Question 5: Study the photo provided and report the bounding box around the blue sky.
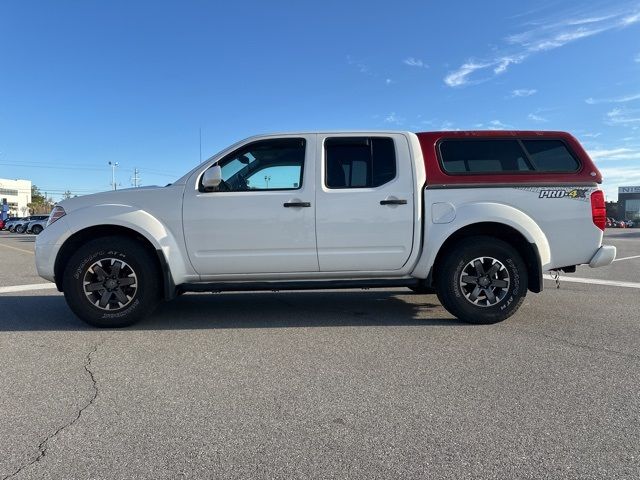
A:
[0,0,639,201]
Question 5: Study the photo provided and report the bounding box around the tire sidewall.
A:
[63,238,159,327]
[438,237,527,323]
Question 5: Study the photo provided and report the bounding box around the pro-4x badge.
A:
[539,188,588,199]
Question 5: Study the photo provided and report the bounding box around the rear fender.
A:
[412,202,551,278]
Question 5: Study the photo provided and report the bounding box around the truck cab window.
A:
[202,138,305,192]
[325,137,396,189]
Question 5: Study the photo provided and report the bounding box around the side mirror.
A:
[202,165,222,189]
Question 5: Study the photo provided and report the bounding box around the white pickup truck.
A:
[36,130,616,327]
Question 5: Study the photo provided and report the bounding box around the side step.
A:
[179,278,419,293]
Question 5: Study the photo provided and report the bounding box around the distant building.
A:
[0,178,32,219]
[618,186,640,221]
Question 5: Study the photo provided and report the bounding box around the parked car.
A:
[15,215,49,233]
[624,219,635,228]
[615,219,627,228]
[26,217,49,235]
[14,218,30,233]
[36,130,616,328]
[0,218,4,230]
[5,217,27,232]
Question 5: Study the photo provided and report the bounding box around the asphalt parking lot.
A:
[1,230,639,479]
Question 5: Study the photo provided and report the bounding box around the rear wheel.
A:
[435,236,527,324]
[15,225,25,233]
[31,224,43,235]
[62,236,161,328]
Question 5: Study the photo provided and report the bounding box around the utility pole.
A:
[264,175,271,189]
[131,168,141,188]
[108,161,119,190]
[199,127,202,164]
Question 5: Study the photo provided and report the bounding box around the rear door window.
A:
[325,137,396,188]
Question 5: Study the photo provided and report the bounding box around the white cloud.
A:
[525,26,607,52]
[565,14,619,26]
[384,112,404,125]
[528,113,548,122]
[444,61,492,87]
[511,89,537,97]
[385,78,394,85]
[440,120,457,130]
[635,52,640,63]
[581,132,602,138]
[585,93,640,104]
[493,55,524,73]
[621,11,640,26]
[606,107,640,126]
[588,147,640,160]
[444,5,640,87]
[488,120,513,130]
[404,57,428,68]
[598,166,640,200]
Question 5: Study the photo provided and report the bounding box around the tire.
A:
[15,225,25,233]
[435,236,527,324]
[8,226,14,232]
[62,236,161,328]
[31,224,43,235]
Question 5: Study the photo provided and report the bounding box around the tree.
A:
[28,184,54,214]
[605,201,619,219]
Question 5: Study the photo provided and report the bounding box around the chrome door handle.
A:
[283,202,311,208]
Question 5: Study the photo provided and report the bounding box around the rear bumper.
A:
[589,245,616,268]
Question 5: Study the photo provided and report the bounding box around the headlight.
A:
[47,206,66,227]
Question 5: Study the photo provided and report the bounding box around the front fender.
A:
[412,202,551,278]
[62,204,193,284]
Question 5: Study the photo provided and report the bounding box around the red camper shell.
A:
[416,131,602,187]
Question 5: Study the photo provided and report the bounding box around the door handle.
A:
[380,199,407,205]
[283,202,311,208]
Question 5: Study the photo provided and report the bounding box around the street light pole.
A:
[108,161,119,190]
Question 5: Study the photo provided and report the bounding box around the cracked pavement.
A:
[3,342,102,479]
[0,230,639,479]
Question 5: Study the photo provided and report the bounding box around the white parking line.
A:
[613,255,640,262]
[0,243,34,255]
[0,283,57,294]
[543,274,640,289]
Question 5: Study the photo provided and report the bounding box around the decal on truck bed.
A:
[513,186,595,202]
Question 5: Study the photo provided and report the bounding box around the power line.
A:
[0,162,180,178]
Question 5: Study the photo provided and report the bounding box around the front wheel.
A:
[435,236,528,324]
[62,236,161,328]
[31,224,43,235]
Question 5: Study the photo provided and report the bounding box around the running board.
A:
[179,278,418,293]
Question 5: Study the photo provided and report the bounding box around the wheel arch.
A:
[54,225,176,300]
[427,222,544,293]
